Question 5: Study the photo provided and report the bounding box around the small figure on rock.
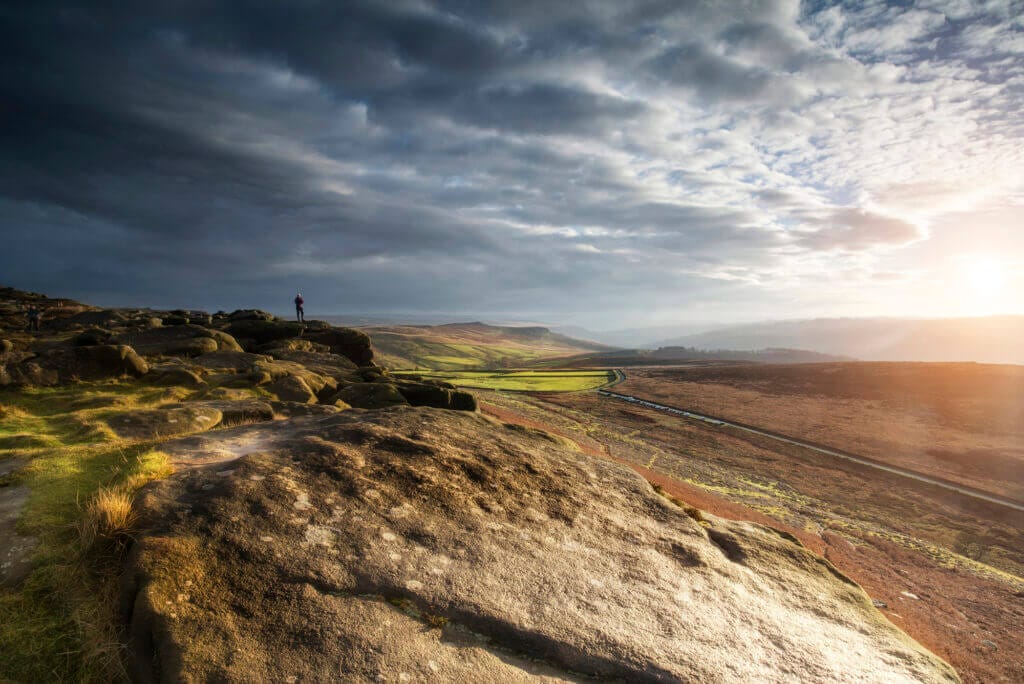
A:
[26,305,42,332]
[294,292,305,323]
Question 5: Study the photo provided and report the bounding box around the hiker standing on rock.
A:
[26,305,41,332]
[294,293,305,323]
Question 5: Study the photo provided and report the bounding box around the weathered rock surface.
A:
[0,345,148,386]
[267,374,318,404]
[146,363,206,388]
[193,350,269,372]
[0,482,37,587]
[262,349,358,379]
[107,405,224,440]
[395,380,478,412]
[114,325,219,358]
[188,400,276,426]
[335,382,409,409]
[122,408,958,683]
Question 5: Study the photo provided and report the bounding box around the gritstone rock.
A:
[122,408,959,683]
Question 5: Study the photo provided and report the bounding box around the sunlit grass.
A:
[394,369,615,392]
[0,381,173,682]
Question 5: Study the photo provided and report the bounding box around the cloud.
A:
[798,209,924,251]
[0,0,1022,325]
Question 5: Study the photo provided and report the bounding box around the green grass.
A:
[370,334,552,370]
[394,369,615,392]
[0,381,174,682]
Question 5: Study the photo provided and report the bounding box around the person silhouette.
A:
[26,305,42,332]
[294,293,305,323]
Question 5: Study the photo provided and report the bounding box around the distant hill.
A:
[547,346,851,368]
[363,321,611,370]
[655,316,1024,365]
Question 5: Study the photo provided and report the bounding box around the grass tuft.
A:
[652,483,706,524]
[79,487,137,558]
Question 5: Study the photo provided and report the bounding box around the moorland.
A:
[476,361,1024,683]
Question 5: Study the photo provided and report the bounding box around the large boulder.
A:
[106,404,223,440]
[252,360,335,395]
[114,325,218,358]
[146,362,206,388]
[253,339,329,354]
[261,349,358,380]
[394,380,477,411]
[207,330,243,352]
[223,320,304,347]
[122,409,958,683]
[227,309,275,321]
[266,375,317,404]
[193,351,269,372]
[305,327,374,366]
[187,400,275,426]
[0,345,147,386]
[334,382,409,409]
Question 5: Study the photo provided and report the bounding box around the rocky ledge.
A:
[0,292,475,412]
[121,407,958,683]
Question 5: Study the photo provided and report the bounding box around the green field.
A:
[394,369,616,392]
[370,336,548,370]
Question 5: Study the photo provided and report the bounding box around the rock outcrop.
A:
[0,288,475,411]
[121,408,958,683]
[0,345,148,386]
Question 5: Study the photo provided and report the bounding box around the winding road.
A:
[598,386,1024,515]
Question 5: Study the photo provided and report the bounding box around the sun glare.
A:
[963,257,1007,297]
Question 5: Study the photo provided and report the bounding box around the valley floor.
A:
[477,383,1024,684]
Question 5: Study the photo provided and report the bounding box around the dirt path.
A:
[0,457,37,587]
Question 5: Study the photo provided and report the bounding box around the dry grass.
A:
[79,487,137,557]
[621,363,1024,501]
[652,483,706,524]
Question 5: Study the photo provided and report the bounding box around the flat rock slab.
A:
[123,408,958,683]
[0,485,37,587]
[156,418,310,468]
[187,400,275,426]
[108,405,223,440]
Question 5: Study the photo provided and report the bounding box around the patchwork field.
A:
[394,369,617,392]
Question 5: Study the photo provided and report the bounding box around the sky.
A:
[1,0,1022,329]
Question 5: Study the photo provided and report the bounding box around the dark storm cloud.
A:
[1,1,1020,322]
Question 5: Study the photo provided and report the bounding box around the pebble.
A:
[981,639,997,650]
[872,599,887,609]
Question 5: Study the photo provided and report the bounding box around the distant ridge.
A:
[654,316,1024,365]
[361,321,610,370]
[550,346,851,367]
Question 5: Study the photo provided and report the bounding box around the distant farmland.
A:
[394,369,617,392]
[363,321,608,370]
